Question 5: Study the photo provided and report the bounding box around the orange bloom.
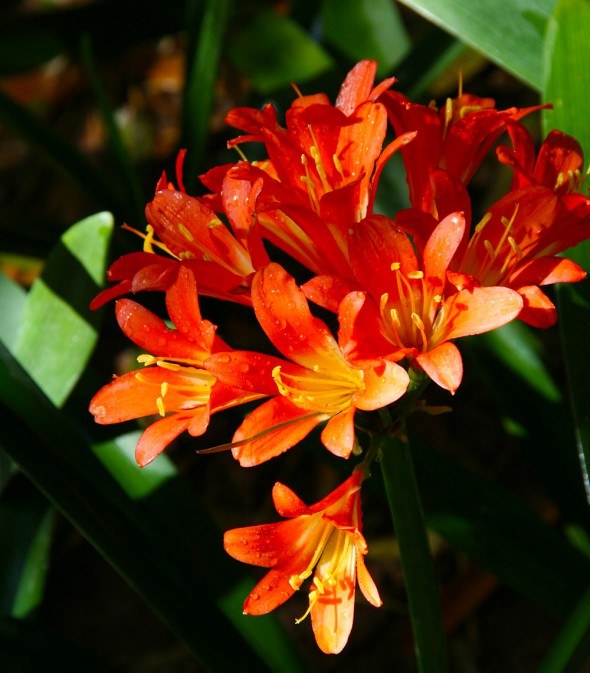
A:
[452,131,590,327]
[205,263,409,465]
[224,469,381,654]
[339,213,523,393]
[91,156,268,310]
[90,268,264,466]
[224,60,414,278]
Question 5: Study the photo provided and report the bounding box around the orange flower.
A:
[90,268,265,466]
[339,213,523,393]
[224,60,414,278]
[224,469,381,654]
[91,155,268,310]
[205,263,409,465]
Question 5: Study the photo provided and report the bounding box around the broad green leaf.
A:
[228,10,334,93]
[0,341,288,673]
[182,0,232,180]
[543,0,590,506]
[321,0,410,74]
[12,212,113,407]
[397,0,555,90]
[477,321,562,403]
[543,0,590,162]
[537,585,590,673]
[0,273,26,351]
[0,485,54,618]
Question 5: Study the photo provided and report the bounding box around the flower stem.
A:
[379,427,449,673]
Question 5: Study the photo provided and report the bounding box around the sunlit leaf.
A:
[12,212,113,407]
[397,0,554,89]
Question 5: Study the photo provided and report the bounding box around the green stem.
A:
[380,429,449,673]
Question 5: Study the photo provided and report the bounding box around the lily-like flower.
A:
[224,469,381,654]
[451,130,590,327]
[381,88,541,225]
[90,268,265,466]
[205,263,409,465]
[224,60,415,279]
[340,213,523,393]
[91,156,268,310]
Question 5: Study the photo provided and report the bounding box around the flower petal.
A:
[354,360,409,411]
[243,569,297,616]
[356,553,382,607]
[517,286,557,328]
[311,567,356,654]
[321,407,356,458]
[417,341,463,394]
[232,396,323,467]
[272,482,310,518]
[135,413,193,466]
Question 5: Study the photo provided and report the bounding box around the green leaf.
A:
[0,273,26,351]
[321,0,410,74]
[396,0,555,90]
[228,10,334,93]
[542,0,590,507]
[537,585,590,673]
[379,413,449,673]
[543,0,590,162]
[12,212,113,407]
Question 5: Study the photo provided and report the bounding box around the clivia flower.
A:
[339,213,523,393]
[224,468,381,654]
[205,263,409,466]
[89,268,266,466]
[91,154,269,310]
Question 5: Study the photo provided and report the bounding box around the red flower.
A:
[381,88,541,223]
[205,263,409,465]
[91,159,268,310]
[224,60,414,278]
[339,213,523,393]
[90,268,265,466]
[224,469,381,654]
[451,130,590,327]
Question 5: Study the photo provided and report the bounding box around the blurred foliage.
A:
[1,1,590,672]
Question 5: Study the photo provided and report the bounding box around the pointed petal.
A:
[356,554,382,607]
[232,396,322,467]
[335,60,377,115]
[417,342,463,394]
[302,275,359,313]
[509,255,586,287]
[321,407,356,458]
[272,482,310,518]
[115,299,206,360]
[354,360,409,410]
[252,264,345,371]
[165,267,216,351]
[440,286,523,341]
[243,569,297,616]
[423,212,465,284]
[311,568,356,654]
[135,413,192,466]
[205,351,285,395]
[517,286,557,328]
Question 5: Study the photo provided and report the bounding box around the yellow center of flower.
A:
[379,263,443,354]
[272,364,364,414]
[460,204,526,285]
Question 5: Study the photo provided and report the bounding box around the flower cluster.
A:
[90,60,590,653]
